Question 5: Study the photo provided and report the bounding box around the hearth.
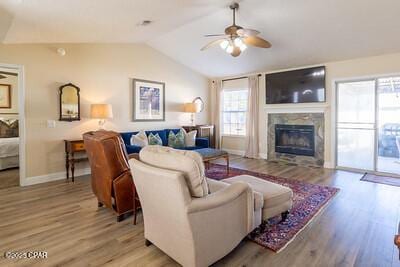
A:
[275,124,315,156]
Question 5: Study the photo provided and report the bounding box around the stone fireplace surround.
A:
[267,113,324,167]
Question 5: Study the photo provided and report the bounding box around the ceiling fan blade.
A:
[243,36,271,48]
[204,34,227,37]
[231,46,241,57]
[237,28,260,37]
[201,38,225,51]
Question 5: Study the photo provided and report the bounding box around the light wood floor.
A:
[1,156,399,267]
[0,167,19,189]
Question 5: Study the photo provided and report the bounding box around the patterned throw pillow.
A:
[168,130,185,148]
[0,119,19,138]
[148,133,163,146]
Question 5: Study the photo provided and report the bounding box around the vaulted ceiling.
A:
[1,0,400,77]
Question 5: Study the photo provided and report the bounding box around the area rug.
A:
[206,163,339,252]
[361,173,400,187]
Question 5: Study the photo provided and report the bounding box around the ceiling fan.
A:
[201,2,271,57]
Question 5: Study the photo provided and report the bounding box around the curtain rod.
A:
[213,74,262,83]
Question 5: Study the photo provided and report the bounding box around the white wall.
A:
[219,52,400,168]
[0,44,209,182]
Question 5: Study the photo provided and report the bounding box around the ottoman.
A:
[224,175,293,221]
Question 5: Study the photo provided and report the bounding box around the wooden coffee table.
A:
[195,148,229,174]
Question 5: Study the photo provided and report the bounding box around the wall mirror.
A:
[59,83,80,121]
[192,97,204,112]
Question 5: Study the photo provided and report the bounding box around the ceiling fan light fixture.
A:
[234,37,243,47]
[220,40,229,50]
[226,45,234,54]
[201,2,271,57]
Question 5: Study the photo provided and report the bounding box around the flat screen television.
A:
[266,66,326,104]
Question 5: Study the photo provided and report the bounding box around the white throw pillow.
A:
[131,130,148,147]
[181,128,197,147]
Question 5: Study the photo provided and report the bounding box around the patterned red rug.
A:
[206,163,339,252]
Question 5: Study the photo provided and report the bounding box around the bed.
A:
[0,119,19,170]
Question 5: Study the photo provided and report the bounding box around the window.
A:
[222,89,248,136]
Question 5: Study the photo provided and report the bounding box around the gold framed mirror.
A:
[59,83,80,121]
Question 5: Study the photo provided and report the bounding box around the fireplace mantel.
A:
[265,103,328,114]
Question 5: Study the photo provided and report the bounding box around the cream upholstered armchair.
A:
[129,146,262,267]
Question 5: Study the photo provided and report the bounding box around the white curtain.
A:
[211,79,222,148]
[244,75,259,158]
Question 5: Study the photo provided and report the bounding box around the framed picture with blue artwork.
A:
[132,79,165,121]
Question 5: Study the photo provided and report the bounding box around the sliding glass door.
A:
[336,77,400,175]
[377,77,400,174]
[336,80,376,171]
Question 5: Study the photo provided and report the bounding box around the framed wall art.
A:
[132,79,165,121]
[0,84,11,108]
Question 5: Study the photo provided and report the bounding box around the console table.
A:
[64,139,88,182]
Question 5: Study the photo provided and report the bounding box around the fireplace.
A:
[275,124,315,156]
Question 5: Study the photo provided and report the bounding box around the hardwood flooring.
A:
[0,167,19,190]
[0,156,399,267]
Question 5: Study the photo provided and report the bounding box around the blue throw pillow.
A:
[148,133,163,146]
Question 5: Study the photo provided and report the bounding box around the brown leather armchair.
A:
[83,130,137,222]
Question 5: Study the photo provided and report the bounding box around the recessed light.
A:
[137,20,153,26]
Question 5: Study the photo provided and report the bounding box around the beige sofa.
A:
[129,145,262,267]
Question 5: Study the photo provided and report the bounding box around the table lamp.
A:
[184,102,201,126]
[91,104,113,129]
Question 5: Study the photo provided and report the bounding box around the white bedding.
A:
[0,137,19,158]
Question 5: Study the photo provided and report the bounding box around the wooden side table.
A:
[64,139,88,182]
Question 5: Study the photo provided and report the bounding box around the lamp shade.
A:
[91,104,113,119]
[184,102,201,113]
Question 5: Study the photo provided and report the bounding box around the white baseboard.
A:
[323,161,334,169]
[22,168,91,186]
[259,153,268,159]
[21,158,332,187]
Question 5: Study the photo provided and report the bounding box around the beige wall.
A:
[0,44,209,180]
[0,72,18,114]
[220,52,400,168]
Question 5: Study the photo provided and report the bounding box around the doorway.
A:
[336,76,400,176]
[0,64,25,188]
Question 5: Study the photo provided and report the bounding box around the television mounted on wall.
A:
[266,66,326,104]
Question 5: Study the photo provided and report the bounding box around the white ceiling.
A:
[0,0,232,43]
[1,0,400,77]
